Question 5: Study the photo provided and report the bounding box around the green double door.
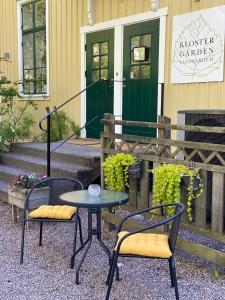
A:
[86,19,159,138]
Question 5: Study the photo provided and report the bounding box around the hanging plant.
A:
[103,153,137,192]
[151,164,203,221]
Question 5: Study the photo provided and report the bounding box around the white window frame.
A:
[17,0,49,98]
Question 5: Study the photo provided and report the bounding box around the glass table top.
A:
[60,190,129,208]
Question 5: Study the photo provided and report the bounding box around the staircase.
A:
[0,142,101,203]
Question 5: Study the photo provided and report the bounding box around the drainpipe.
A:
[151,0,159,11]
[87,0,94,25]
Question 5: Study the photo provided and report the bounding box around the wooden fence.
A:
[101,113,225,266]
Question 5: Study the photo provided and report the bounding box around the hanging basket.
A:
[181,175,200,191]
[128,160,143,179]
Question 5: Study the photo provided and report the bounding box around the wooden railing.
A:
[101,113,225,265]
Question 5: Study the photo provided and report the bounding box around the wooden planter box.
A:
[8,186,49,223]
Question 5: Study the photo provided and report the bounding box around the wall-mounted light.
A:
[151,0,159,12]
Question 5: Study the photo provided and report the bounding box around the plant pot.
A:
[128,160,143,179]
[181,175,200,191]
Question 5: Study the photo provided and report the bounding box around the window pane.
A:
[23,34,34,69]
[92,70,99,81]
[100,42,108,54]
[36,68,46,93]
[24,69,34,80]
[35,31,46,67]
[101,69,108,80]
[92,56,99,69]
[141,34,151,47]
[131,36,140,50]
[100,55,108,68]
[130,66,139,79]
[92,43,99,55]
[24,69,34,94]
[25,81,35,94]
[35,0,46,27]
[22,3,33,30]
[140,64,150,79]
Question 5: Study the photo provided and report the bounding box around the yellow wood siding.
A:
[160,0,225,122]
[1,0,225,132]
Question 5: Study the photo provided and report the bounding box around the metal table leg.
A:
[73,207,117,284]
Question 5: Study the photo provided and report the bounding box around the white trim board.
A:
[80,7,168,137]
[81,8,168,33]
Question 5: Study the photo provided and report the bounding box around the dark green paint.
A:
[123,19,159,136]
[86,29,114,138]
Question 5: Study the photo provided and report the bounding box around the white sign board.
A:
[171,6,225,84]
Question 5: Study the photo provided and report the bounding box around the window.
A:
[21,0,47,95]
[130,34,151,79]
[91,41,109,82]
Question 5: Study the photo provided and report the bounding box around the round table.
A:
[60,189,128,284]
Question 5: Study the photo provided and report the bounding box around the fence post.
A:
[211,172,224,234]
[151,116,171,207]
[101,113,115,233]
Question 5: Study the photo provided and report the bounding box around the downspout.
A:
[151,0,159,11]
[87,0,95,25]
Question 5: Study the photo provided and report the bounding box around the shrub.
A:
[42,110,80,142]
[0,76,37,152]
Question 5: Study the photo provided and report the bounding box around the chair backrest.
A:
[48,177,83,205]
[167,203,185,253]
[24,177,83,209]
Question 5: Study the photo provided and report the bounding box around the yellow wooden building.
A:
[1,0,225,138]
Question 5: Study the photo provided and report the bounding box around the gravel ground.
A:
[0,200,225,300]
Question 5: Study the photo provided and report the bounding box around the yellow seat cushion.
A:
[29,205,77,220]
[115,231,172,258]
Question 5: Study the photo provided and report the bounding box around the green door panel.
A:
[123,19,159,137]
[86,29,114,138]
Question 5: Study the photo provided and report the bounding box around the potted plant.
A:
[10,173,47,192]
[103,153,142,192]
[151,164,203,221]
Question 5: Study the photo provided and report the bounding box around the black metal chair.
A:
[20,177,83,267]
[105,203,185,300]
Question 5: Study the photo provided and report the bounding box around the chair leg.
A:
[105,252,119,300]
[169,256,179,300]
[20,213,26,265]
[71,214,79,269]
[39,222,43,247]
[78,215,83,245]
[168,256,175,287]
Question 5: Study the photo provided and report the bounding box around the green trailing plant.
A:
[151,164,203,221]
[103,153,137,192]
[0,76,37,152]
[42,110,80,142]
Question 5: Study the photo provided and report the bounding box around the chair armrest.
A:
[116,203,180,233]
